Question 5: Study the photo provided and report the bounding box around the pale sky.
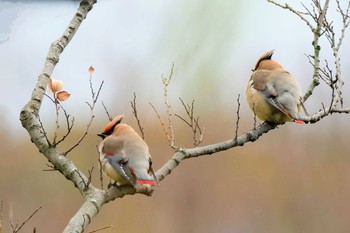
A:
[0,0,349,134]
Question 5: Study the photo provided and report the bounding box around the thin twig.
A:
[0,200,3,232]
[74,170,89,189]
[150,64,177,149]
[53,103,75,146]
[102,102,113,121]
[43,163,57,171]
[87,166,94,187]
[150,103,174,146]
[175,97,204,147]
[37,114,51,146]
[96,145,104,190]
[53,101,60,145]
[267,0,330,103]
[253,103,257,130]
[162,63,176,148]
[130,93,145,140]
[12,206,42,233]
[64,80,104,155]
[44,93,75,147]
[88,225,114,233]
[267,0,314,31]
[234,94,241,142]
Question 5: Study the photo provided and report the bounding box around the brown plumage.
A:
[246,50,304,124]
[98,114,158,186]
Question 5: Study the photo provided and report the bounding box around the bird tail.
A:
[136,180,157,186]
[134,168,158,186]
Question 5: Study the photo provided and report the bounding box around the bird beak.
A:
[97,133,106,139]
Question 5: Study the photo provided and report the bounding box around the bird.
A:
[246,50,305,124]
[98,114,158,187]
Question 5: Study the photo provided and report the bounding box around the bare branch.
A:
[102,102,113,121]
[162,63,176,148]
[43,163,57,172]
[267,0,330,102]
[150,64,177,149]
[88,225,114,233]
[267,0,314,31]
[336,0,350,50]
[156,122,277,183]
[74,167,94,189]
[37,114,51,146]
[305,0,330,102]
[64,80,104,155]
[43,92,75,147]
[53,103,75,146]
[253,103,257,130]
[298,107,350,123]
[175,97,204,147]
[234,94,241,142]
[11,206,42,233]
[20,1,102,232]
[87,166,94,187]
[150,102,176,148]
[53,102,60,144]
[130,93,145,140]
[0,201,3,233]
[96,145,104,190]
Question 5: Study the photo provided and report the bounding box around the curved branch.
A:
[19,1,98,232]
[156,122,277,182]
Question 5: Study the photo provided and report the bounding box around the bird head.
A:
[97,114,124,139]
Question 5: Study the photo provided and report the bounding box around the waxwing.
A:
[98,114,158,186]
[246,50,304,124]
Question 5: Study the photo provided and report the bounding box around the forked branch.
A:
[175,97,204,147]
[267,0,350,120]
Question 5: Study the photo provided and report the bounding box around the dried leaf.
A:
[56,91,71,102]
[89,66,95,74]
[49,78,64,93]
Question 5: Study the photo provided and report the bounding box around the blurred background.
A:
[0,0,350,232]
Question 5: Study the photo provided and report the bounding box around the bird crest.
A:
[98,114,124,138]
[253,50,282,71]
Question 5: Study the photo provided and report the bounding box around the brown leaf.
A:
[48,78,64,93]
[56,91,71,102]
[89,66,95,74]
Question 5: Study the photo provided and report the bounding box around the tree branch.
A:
[11,206,42,233]
[19,1,100,232]
[156,122,277,182]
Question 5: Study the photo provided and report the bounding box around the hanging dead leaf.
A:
[89,66,95,74]
[56,91,71,102]
[48,78,64,93]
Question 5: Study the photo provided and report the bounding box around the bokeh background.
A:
[1,0,350,232]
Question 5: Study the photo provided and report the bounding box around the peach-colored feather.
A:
[102,114,124,135]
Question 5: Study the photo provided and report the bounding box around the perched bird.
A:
[246,50,304,124]
[98,114,158,186]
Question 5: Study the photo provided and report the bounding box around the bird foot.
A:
[107,181,117,189]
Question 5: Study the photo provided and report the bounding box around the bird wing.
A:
[251,70,293,118]
[106,155,136,185]
[101,136,136,185]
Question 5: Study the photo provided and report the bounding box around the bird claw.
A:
[107,181,117,189]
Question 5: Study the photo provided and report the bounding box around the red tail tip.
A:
[136,180,157,186]
[293,120,304,125]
